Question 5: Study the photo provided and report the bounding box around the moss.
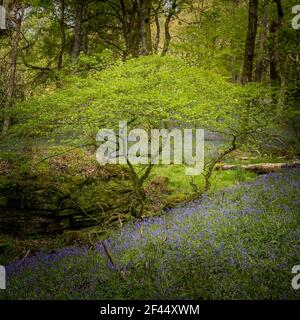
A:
[60,230,88,245]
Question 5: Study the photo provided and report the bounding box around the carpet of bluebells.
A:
[2,169,300,300]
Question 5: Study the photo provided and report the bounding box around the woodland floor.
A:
[1,167,299,300]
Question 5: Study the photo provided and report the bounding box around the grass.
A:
[225,152,295,165]
[148,164,257,197]
[1,168,299,300]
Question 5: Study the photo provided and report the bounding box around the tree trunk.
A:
[161,14,171,56]
[269,0,283,84]
[269,21,281,83]
[57,0,65,69]
[255,4,268,82]
[162,1,177,56]
[81,23,88,54]
[242,0,259,84]
[138,0,152,55]
[2,4,24,136]
[71,1,84,65]
[216,161,300,173]
[153,6,160,53]
[269,0,285,117]
[121,0,139,58]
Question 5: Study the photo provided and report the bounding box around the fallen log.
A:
[215,161,300,174]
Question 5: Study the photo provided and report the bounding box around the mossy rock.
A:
[165,192,188,207]
[61,230,89,245]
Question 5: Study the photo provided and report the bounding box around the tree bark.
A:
[242,0,259,84]
[269,0,285,117]
[255,4,268,82]
[153,8,160,53]
[138,0,152,55]
[71,1,84,65]
[81,23,88,54]
[269,0,283,84]
[215,161,300,173]
[162,0,177,56]
[120,0,139,58]
[57,0,65,69]
[2,3,24,136]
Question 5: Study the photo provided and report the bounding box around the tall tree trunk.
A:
[269,22,280,82]
[71,1,84,65]
[57,0,65,69]
[242,0,259,84]
[2,4,24,137]
[153,7,160,53]
[121,0,139,58]
[269,0,283,84]
[138,0,152,55]
[269,0,284,116]
[81,24,88,54]
[81,3,89,54]
[162,0,177,56]
[255,4,268,82]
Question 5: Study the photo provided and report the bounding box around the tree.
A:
[162,0,178,56]
[269,0,283,83]
[71,0,84,65]
[139,0,152,55]
[2,2,25,136]
[242,0,259,84]
[255,2,268,82]
[57,0,66,69]
[173,0,247,78]
[12,55,274,203]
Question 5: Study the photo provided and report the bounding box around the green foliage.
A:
[175,1,248,76]
[11,55,274,146]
